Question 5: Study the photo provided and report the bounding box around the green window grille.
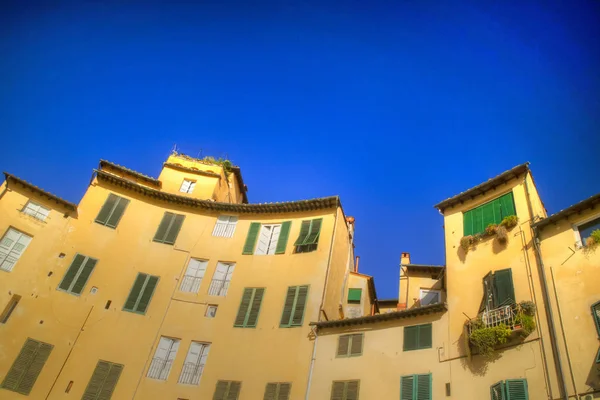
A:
[234,288,265,328]
[400,374,431,400]
[123,273,159,314]
[263,382,291,400]
[95,194,130,228]
[463,192,516,236]
[153,212,185,245]
[58,254,98,295]
[403,324,432,351]
[81,360,124,400]
[1,338,53,395]
[336,334,364,357]
[330,380,359,400]
[348,288,362,304]
[280,285,309,327]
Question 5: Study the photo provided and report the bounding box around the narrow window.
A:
[180,179,196,194]
[58,254,98,295]
[147,337,179,381]
[419,289,441,306]
[280,285,309,328]
[180,258,208,293]
[264,382,291,400]
[347,288,362,304]
[336,334,364,357]
[205,305,218,318]
[208,262,235,296]
[403,324,432,351]
[212,216,238,238]
[123,273,159,314]
[1,338,53,395]
[400,374,431,400]
[153,212,185,245]
[95,194,130,228]
[22,201,50,221]
[0,294,22,324]
[330,380,360,400]
[0,227,33,272]
[213,380,242,400]
[234,288,265,328]
[178,342,210,385]
[81,360,124,400]
[294,219,322,253]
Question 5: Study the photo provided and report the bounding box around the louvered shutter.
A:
[499,192,516,219]
[403,326,418,351]
[482,202,497,229]
[15,340,52,395]
[505,379,528,400]
[59,254,86,291]
[124,273,147,311]
[490,381,506,400]
[98,363,123,400]
[418,324,432,349]
[304,219,322,245]
[331,381,345,400]
[275,221,291,254]
[463,210,474,236]
[294,221,311,246]
[243,223,261,254]
[106,197,129,228]
[234,289,253,327]
[95,194,118,225]
[2,339,38,391]
[472,206,484,235]
[214,381,229,400]
[350,334,363,356]
[246,288,264,327]
[82,361,110,400]
[227,381,241,400]
[137,275,159,313]
[154,213,173,242]
[400,375,414,400]
[493,269,515,306]
[291,286,308,326]
[280,287,297,326]
[71,258,97,295]
[591,302,600,336]
[163,214,185,244]
[346,380,359,400]
[264,383,278,400]
[416,374,431,400]
[278,383,291,400]
[337,335,350,356]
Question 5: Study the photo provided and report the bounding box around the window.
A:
[180,258,208,293]
[0,227,32,272]
[482,269,515,310]
[180,179,196,193]
[178,342,210,385]
[95,194,130,228]
[147,337,179,380]
[331,380,359,400]
[153,212,185,245]
[205,305,218,318]
[213,380,242,400]
[82,360,124,400]
[22,201,50,221]
[0,294,21,324]
[1,338,53,395]
[234,288,265,328]
[463,192,516,236]
[403,324,432,351]
[575,216,600,247]
[419,289,441,306]
[348,288,362,304]
[123,273,159,314]
[294,219,322,253]
[336,334,363,357]
[592,301,600,337]
[58,254,98,295]
[400,374,431,400]
[490,379,528,400]
[242,222,291,255]
[280,285,309,328]
[212,216,238,238]
[208,262,235,296]
[264,382,291,400]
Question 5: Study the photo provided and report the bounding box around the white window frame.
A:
[179,258,208,293]
[205,305,217,318]
[212,216,238,238]
[208,262,235,296]
[179,179,196,194]
[178,342,210,385]
[255,224,282,255]
[22,201,50,222]
[572,214,600,248]
[419,289,441,306]
[0,228,33,272]
[147,337,179,381]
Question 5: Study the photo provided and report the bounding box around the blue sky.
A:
[1,1,599,299]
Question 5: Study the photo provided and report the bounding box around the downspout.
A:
[525,176,569,400]
[305,327,319,400]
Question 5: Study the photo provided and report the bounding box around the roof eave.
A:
[3,172,78,212]
[532,193,600,230]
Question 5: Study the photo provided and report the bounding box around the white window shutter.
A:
[0,229,32,272]
[255,226,271,255]
[267,225,282,254]
[224,264,235,282]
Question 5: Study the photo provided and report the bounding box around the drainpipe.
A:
[305,327,319,400]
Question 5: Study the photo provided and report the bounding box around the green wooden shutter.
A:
[59,254,86,291]
[234,288,253,327]
[416,374,431,400]
[349,334,363,356]
[275,221,291,254]
[591,301,600,337]
[337,335,350,357]
[348,288,362,303]
[482,202,497,229]
[280,287,297,327]
[403,326,418,351]
[71,258,98,295]
[499,192,516,219]
[304,219,322,245]
[595,347,600,364]
[82,361,110,400]
[105,197,129,228]
[164,214,185,245]
[345,380,359,400]
[418,324,432,349]
[291,285,309,326]
[154,213,174,242]
[264,383,278,400]
[136,275,159,313]
[214,381,229,400]
[494,269,515,306]
[505,379,528,400]
[331,381,345,400]
[97,362,123,400]
[463,210,474,236]
[227,381,241,399]
[491,381,506,400]
[124,273,147,311]
[1,339,53,395]
[95,194,118,225]
[245,288,264,327]
[243,223,261,254]
[400,375,414,400]
[473,207,484,235]
[277,383,291,400]
[294,221,311,246]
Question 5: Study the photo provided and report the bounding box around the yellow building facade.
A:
[0,155,598,400]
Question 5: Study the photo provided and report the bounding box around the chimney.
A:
[355,256,360,273]
[401,252,411,266]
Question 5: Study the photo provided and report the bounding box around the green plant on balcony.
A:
[514,313,536,337]
[460,216,519,253]
[203,156,233,177]
[583,229,600,253]
[519,300,536,316]
[500,215,519,229]
[468,320,512,358]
